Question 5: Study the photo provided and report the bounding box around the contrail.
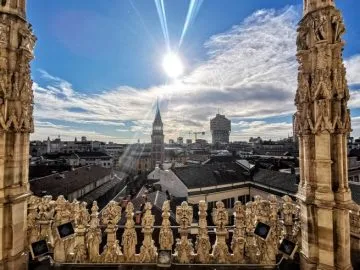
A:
[154,0,170,50]
[129,0,157,48]
[179,0,204,48]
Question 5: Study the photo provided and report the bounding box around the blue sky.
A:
[28,1,360,143]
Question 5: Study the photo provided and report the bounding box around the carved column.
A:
[295,1,352,269]
[0,0,35,268]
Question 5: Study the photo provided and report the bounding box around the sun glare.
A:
[162,52,184,79]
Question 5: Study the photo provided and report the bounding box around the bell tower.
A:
[151,100,164,168]
[295,0,352,269]
[0,0,36,268]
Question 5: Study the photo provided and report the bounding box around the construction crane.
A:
[189,131,206,141]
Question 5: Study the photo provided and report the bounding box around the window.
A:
[355,176,359,183]
[349,177,353,182]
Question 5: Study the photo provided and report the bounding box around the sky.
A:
[28,0,360,143]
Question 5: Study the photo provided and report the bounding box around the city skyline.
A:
[29,1,360,143]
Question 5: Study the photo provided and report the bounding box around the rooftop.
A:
[30,165,111,198]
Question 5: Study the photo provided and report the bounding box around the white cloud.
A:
[345,55,360,85]
[32,6,360,142]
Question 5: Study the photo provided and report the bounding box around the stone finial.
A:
[101,201,122,263]
[139,202,157,262]
[87,201,101,263]
[195,201,211,263]
[175,201,194,263]
[122,202,137,262]
[212,201,230,263]
[101,201,121,226]
[303,0,335,15]
[232,201,246,264]
[159,200,173,250]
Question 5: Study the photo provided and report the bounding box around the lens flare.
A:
[162,53,184,79]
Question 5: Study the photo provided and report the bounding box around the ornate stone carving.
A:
[231,201,246,264]
[139,202,157,262]
[297,25,310,51]
[86,201,101,263]
[195,201,211,263]
[0,22,9,46]
[122,202,137,262]
[53,196,73,263]
[101,201,122,263]
[331,14,345,42]
[38,195,55,245]
[244,201,259,264]
[159,200,173,250]
[29,195,303,266]
[27,196,40,245]
[313,11,328,42]
[73,202,89,263]
[212,201,229,263]
[175,201,194,263]
[19,28,36,53]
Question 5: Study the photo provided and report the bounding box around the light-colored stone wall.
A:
[0,0,36,268]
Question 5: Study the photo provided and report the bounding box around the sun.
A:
[162,52,184,79]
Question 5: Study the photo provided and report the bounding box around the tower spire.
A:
[0,0,36,267]
[295,0,352,268]
[151,99,164,168]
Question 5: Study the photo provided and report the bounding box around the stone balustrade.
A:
[27,194,301,265]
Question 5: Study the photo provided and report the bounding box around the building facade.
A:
[210,113,231,144]
[151,103,164,168]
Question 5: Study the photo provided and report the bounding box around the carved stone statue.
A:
[313,12,328,41]
[38,195,55,246]
[331,14,345,42]
[297,25,309,50]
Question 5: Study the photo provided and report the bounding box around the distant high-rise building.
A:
[177,137,184,145]
[169,139,175,144]
[151,102,165,167]
[210,114,231,144]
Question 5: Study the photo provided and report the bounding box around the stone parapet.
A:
[27,195,301,266]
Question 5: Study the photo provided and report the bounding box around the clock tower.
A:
[151,101,164,168]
